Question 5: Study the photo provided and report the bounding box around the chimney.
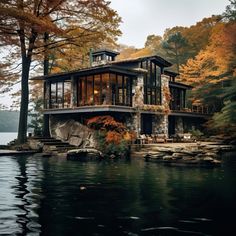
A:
[91,49,119,67]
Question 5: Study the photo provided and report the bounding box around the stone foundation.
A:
[152,115,168,136]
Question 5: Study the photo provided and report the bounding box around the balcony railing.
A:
[170,105,212,114]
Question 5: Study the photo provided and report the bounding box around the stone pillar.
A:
[175,116,184,134]
[152,114,168,136]
[161,74,170,110]
[133,73,145,108]
[71,75,77,108]
[125,113,140,137]
[132,70,147,137]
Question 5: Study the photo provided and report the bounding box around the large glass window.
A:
[141,60,161,105]
[77,77,86,106]
[57,82,63,108]
[117,75,123,105]
[94,75,101,105]
[50,82,57,108]
[64,81,71,108]
[77,73,132,106]
[110,73,116,105]
[87,76,94,105]
[170,87,186,110]
[101,73,110,105]
[48,80,71,109]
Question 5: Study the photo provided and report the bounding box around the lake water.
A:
[0,152,236,235]
[0,132,17,145]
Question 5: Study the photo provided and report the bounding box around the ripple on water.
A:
[0,153,236,235]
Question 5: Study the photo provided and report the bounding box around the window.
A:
[77,73,132,106]
[64,81,71,108]
[48,80,71,108]
[50,82,57,108]
[101,73,110,105]
[87,76,94,105]
[170,87,186,110]
[94,74,101,105]
[143,60,161,105]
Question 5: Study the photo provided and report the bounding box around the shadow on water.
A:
[12,156,43,235]
[0,151,235,235]
[14,157,31,235]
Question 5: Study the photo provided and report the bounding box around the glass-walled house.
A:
[36,49,209,139]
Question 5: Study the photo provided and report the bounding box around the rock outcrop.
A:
[142,143,233,167]
[50,118,97,148]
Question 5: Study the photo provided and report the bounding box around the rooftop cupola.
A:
[91,49,119,67]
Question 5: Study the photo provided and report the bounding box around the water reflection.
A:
[0,152,235,235]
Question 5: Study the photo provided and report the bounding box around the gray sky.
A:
[110,0,229,48]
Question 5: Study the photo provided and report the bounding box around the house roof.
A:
[164,70,179,77]
[32,64,138,81]
[169,81,192,89]
[92,49,120,57]
[113,55,172,67]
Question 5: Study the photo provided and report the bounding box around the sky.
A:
[110,0,230,48]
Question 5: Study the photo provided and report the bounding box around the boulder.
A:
[50,118,97,148]
[172,152,183,158]
[163,155,173,160]
[203,157,214,161]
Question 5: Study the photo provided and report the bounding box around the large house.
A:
[35,49,208,143]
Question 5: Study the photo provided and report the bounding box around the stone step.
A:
[43,141,69,145]
[36,139,62,143]
[30,136,52,140]
[55,144,75,148]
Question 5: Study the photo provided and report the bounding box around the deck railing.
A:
[170,105,212,114]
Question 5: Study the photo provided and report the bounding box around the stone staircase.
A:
[29,137,76,153]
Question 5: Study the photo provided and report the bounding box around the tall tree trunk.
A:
[43,32,50,137]
[44,32,49,76]
[17,57,31,144]
[17,25,37,144]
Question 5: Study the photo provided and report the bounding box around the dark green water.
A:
[0,153,236,236]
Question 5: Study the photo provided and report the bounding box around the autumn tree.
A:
[0,0,121,143]
[180,0,236,138]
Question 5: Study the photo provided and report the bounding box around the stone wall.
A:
[125,114,139,133]
[161,74,170,108]
[152,115,168,136]
[133,73,145,108]
[49,116,97,148]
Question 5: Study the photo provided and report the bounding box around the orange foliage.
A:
[87,115,136,145]
[87,115,126,132]
[105,131,122,145]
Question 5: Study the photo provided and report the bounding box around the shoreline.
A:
[131,142,236,167]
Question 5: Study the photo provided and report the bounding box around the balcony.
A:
[170,104,212,118]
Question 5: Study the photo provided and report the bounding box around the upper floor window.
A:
[46,80,71,109]
[141,60,161,105]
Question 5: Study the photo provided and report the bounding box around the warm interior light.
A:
[94,90,99,94]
